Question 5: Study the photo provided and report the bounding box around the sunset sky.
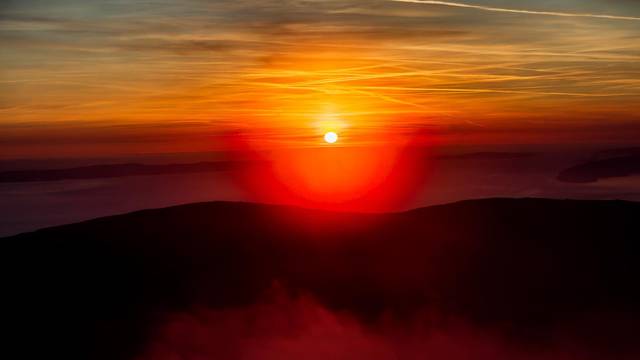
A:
[2,0,640,158]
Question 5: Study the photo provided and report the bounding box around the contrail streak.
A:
[389,0,640,21]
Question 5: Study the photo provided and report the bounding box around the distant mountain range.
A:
[434,151,536,160]
[3,198,639,359]
[557,154,640,183]
[0,152,539,183]
[0,161,237,182]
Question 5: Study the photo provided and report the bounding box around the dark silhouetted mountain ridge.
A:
[3,198,639,359]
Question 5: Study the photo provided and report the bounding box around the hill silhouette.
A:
[558,155,640,183]
[0,161,236,183]
[557,148,640,183]
[3,199,639,359]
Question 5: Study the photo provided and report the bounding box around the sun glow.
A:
[324,132,338,144]
[230,128,431,212]
[224,55,434,211]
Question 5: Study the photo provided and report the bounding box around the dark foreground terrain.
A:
[3,199,640,359]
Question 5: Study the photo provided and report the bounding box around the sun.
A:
[324,131,338,144]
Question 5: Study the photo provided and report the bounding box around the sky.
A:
[1,0,640,158]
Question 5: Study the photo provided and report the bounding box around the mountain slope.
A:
[3,199,640,360]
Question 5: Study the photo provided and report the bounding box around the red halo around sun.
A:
[227,130,432,213]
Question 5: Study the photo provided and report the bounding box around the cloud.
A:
[1,0,640,156]
[137,285,632,360]
[389,0,640,21]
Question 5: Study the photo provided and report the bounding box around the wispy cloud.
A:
[1,0,640,155]
[389,0,640,21]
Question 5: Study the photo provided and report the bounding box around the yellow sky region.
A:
[6,43,637,122]
[3,40,640,153]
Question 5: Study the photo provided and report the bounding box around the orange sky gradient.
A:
[1,0,640,158]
